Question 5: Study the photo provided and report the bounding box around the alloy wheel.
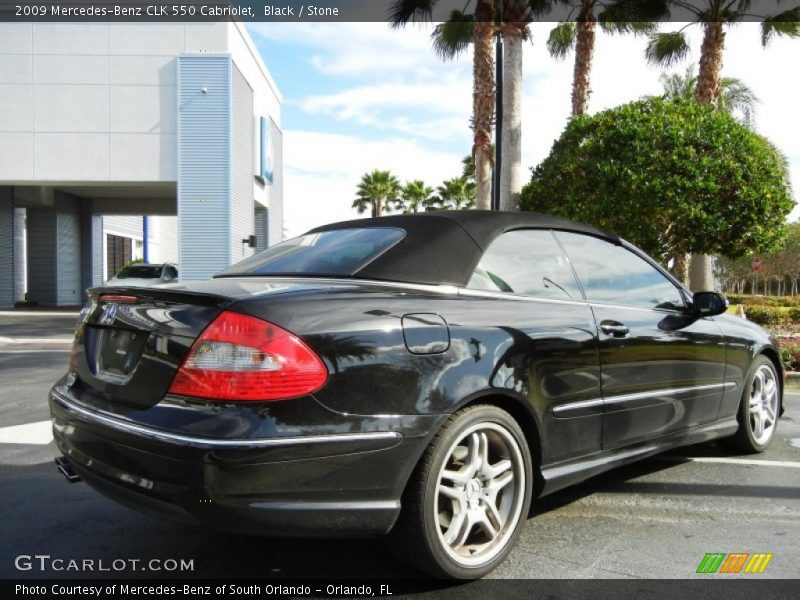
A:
[748,364,779,446]
[434,422,526,567]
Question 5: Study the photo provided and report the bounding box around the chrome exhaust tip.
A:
[55,456,81,483]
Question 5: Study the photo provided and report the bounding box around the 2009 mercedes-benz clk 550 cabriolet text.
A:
[50,211,784,578]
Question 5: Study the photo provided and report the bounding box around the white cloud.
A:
[252,21,800,233]
[299,79,472,141]
[249,22,450,78]
[301,80,470,118]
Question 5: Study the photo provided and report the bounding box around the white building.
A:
[0,22,283,307]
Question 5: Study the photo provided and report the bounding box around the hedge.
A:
[743,305,785,325]
[781,343,800,372]
[726,294,800,308]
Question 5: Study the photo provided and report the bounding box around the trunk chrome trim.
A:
[553,381,737,418]
[50,390,402,449]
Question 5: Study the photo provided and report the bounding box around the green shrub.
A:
[519,98,793,262]
[789,307,800,324]
[744,305,784,325]
[780,343,800,371]
[726,294,800,308]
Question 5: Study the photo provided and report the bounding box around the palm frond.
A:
[599,19,659,35]
[659,65,696,100]
[529,0,557,19]
[432,11,475,59]
[761,8,800,46]
[718,76,760,125]
[389,0,436,27]
[599,0,671,23]
[658,66,761,127]
[351,197,371,214]
[645,31,690,67]
[547,22,577,60]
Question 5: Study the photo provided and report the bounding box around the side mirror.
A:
[692,291,728,317]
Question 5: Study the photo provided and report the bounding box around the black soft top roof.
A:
[308,210,619,287]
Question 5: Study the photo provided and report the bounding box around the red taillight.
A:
[168,311,328,402]
[99,294,138,304]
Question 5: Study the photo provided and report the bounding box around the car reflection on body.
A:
[105,263,178,287]
[50,211,783,579]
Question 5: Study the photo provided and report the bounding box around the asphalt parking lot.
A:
[1,313,799,582]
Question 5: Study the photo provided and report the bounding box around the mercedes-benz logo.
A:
[98,303,118,326]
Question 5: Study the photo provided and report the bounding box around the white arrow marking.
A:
[0,420,54,445]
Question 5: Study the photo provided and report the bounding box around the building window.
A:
[106,234,132,279]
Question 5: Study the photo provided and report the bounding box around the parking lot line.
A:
[0,420,53,445]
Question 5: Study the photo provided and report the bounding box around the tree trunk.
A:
[473,0,495,210]
[688,22,725,292]
[690,23,725,292]
[571,5,596,117]
[695,21,725,106]
[500,33,523,210]
[670,252,689,286]
[689,253,714,291]
[373,198,381,218]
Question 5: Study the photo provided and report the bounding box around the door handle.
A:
[600,321,629,337]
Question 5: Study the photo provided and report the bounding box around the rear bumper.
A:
[49,388,431,538]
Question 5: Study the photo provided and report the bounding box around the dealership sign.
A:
[259,116,274,184]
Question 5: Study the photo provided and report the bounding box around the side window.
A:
[556,231,685,311]
[166,267,178,279]
[467,230,582,300]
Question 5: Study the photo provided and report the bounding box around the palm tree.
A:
[391,0,496,210]
[352,170,401,218]
[496,0,534,210]
[645,1,799,291]
[397,180,435,213]
[431,1,533,211]
[435,177,477,210]
[660,66,759,126]
[547,1,657,116]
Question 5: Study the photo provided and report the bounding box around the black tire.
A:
[727,355,781,454]
[386,404,533,579]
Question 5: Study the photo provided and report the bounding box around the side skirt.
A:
[538,418,739,497]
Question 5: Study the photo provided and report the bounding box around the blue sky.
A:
[246,22,799,237]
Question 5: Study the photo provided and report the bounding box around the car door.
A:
[556,231,727,449]
[464,229,603,463]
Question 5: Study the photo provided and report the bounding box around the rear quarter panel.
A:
[232,285,603,466]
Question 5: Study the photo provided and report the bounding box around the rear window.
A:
[216,228,406,277]
[116,265,163,279]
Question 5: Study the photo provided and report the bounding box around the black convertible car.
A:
[50,211,783,578]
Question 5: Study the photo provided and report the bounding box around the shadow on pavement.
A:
[0,461,424,581]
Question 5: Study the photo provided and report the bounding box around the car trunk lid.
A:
[72,287,229,409]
